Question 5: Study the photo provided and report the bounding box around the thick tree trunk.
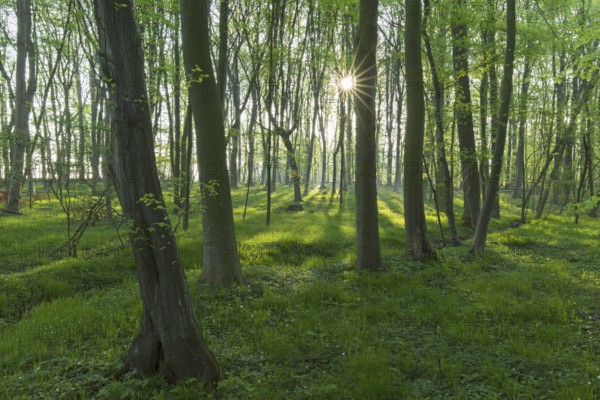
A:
[472,0,516,254]
[354,0,382,271]
[451,0,480,228]
[180,0,243,285]
[94,0,220,386]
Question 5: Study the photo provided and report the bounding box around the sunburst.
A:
[340,75,355,92]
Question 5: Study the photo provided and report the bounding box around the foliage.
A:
[1,188,599,398]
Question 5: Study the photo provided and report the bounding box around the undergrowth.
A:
[0,184,598,399]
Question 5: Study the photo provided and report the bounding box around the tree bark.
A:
[94,0,220,385]
[6,0,35,212]
[354,0,382,271]
[180,0,243,285]
[451,0,480,228]
[471,0,516,254]
[423,0,459,245]
[513,60,532,198]
[404,0,436,260]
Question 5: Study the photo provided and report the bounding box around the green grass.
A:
[0,183,599,399]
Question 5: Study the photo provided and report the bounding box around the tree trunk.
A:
[229,51,241,189]
[171,16,183,213]
[584,104,598,217]
[319,106,328,190]
[278,129,302,202]
[217,0,229,109]
[451,0,480,228]
[393,70,404,193]
[247,86,258,187]
[182,104,193,231]
[472,0,516,254]
[6,0,35,212]
[181,0,243,285]
[513,60,532,198]
[354,0,382,271]
[423,0,459,245]
[404,0,436,260]
[94,0,220,386]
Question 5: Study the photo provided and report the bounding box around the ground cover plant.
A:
[0,186,598,399]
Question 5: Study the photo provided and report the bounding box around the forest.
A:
[0,0,599,398]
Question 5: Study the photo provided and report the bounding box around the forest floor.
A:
[0,185,599,399]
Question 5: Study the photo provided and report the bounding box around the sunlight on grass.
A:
[0,183,599,398]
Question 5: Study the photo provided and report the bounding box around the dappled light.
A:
[0,0,598,397]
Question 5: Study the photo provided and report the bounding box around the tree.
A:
[422,0,459,245]
[180,0,243,285]
[471,0,516,254]
[354,0,382,271]
[93,0,220,385]
[450,0,480,228]
[403,0,436,260]
[5,0,35,213]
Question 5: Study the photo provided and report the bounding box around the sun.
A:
[340,75,355,92]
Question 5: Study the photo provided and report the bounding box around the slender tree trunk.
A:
[217,0,229,109]
[451,0,480,228]
[479,69,489,196]
[423,0,459,245]
[404,0,436,260]
[393,73,404,192]
[354,0,382,271]
[278,130,302,202]
[345,91,353,191]
[94,0,220,385]
[385,61,393,187]
[6,0,35,212]
[584,104,598,217]
[513,60,532,198]
[304,96,318,196]
[181,0,243,285]
[182,104,193,231]
[90,66,101,190]
[229,51,241,189]
[471,0,516,254]
[76,71,86,180]
[247,86,258,186]
[171,16,183,213]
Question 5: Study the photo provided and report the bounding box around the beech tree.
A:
[180,0,243,285]
[4,0,35,213]
[354,0,382,271]
[471,0,516,254]
[451,0,480,228]
[93,0,220,385]
[403,0,436,260]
